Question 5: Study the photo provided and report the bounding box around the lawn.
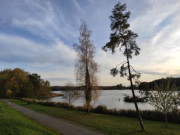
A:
[0,101,63,135]
[11,99,180,135]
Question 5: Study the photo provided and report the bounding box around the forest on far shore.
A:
[51,77,180,91]
[138,77,180,90]
[51,84,131,91]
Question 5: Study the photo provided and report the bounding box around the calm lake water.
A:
[49,90,155,111]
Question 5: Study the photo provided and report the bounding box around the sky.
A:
[0,0,180,86]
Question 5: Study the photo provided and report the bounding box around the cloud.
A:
[72,0,85,16]
[140,15,180,71]
[0,0,180,86]
[122,1,180,78]
[0,0,77,43]
[87,0,94,4]
[139,70,168,76]
[130,0,180,41]
[0,33,75,66]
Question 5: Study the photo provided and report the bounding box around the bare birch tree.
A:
[63,81,79,105]
[148,79,179,128]
[73,21,99,113]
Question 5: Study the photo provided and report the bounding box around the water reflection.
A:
[49,90,155,110]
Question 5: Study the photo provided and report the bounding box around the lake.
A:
[49,90,155,111]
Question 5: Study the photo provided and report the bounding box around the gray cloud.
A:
[0,0,77,42]
[156,57,171,64]
[138,70,168,76]
[0,33,75,66]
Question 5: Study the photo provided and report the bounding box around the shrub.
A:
[93,105,108,114]
[5,89,14,98]
[75,106,86,111]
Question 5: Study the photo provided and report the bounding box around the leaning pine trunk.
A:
[125,45,145,131]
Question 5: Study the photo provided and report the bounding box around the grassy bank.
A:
[11,99,180,135]
[20,98,180,123]
[0,101,62,135]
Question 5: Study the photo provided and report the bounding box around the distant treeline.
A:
[51,86,82,91]
[99,85,130,90]
[51,84,131,91]
[138,77,180,90]
[52,77,180,91]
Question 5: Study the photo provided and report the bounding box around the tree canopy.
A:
[73,21,99,112]
[0,68,51,98]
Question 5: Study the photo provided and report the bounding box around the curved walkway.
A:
[1,99,103,135]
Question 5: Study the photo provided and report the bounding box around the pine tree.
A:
[103,2,145,131]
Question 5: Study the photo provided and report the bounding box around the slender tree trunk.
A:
[85,42,89,113]
[85,66,91,113]
[164,112,168,128]
[68,95,70,104]
[125,45,145,131]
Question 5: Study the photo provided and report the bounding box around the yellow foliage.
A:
[6,89,13,97]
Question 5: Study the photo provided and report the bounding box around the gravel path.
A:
[1,99,103,135]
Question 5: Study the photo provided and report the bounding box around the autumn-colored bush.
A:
[0,68,51,98]
[6,89,13,98]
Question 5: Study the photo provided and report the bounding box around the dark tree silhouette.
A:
[103,2,145,131]
[74,21,99,113]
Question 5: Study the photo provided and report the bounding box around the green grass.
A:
[0,101,63,135]
[11,99,180,135]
